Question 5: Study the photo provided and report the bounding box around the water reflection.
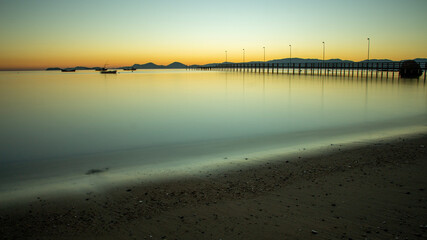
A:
[0,70,425,165]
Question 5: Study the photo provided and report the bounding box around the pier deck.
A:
[190,62,427,81]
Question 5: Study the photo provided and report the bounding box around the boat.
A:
[61,68,75,72]
[100,70,117,74]
[123,67,137,71]
[99,63,117,74]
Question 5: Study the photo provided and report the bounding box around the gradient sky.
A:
[0,0,426,69]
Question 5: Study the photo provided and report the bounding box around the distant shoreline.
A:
[1,58,426,71]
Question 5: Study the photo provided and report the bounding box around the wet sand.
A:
[1,133,426,240]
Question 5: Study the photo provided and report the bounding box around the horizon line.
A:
[1,57,427,71]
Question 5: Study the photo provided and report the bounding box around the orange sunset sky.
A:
[0,0,426,70]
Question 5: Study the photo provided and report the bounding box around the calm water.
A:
[0,70,426,199]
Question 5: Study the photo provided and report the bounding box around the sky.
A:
[0,0,426,70]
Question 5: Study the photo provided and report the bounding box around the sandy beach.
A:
[1,133,426,240]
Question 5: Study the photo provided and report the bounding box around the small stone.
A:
[312,230,318,234]
[86,168,107,175]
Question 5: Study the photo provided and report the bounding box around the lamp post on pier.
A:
[225,50,227,63]
[367,37,370,62]
[243,49,245,63]
[367,37,370,76]
[263,46,265,62]
[322,42,325,73]
[322,42,325,64]
[289,45,292,65]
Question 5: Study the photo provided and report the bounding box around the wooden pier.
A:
[189,62,427,81]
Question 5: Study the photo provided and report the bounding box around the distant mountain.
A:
[132,62,161,69]
[198,58,365,66]
[359,59,394,63]
[268,58,318,64]
[189,64,203,68]
[126,62,188,69]
[46,62,189,71]
[166,62,187,69]
[413,58,427,63]
[268,58,353,64]
[190,63,219,68]
[45,66,100,71]
[196,58,427,67]
[74,66,93,70]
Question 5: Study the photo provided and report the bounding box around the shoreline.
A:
[1,123,426,206]
[1,133,426,239]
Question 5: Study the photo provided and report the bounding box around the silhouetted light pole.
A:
[243,49,245,63]
[289,45,292,65]
[367,37,370,62]
[322,42,325,64]
[263,46,265,62]
[225,50,227,63]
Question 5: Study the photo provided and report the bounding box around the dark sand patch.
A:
[85,167,109,175]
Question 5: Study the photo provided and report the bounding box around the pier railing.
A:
[189,62,427,80]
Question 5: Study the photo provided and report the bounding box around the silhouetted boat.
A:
[61,68,75,72]
[98,63,116,74]
[100,70,117,74]
[123,67,137,71]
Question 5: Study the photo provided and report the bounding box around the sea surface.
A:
[0,69,426,201]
